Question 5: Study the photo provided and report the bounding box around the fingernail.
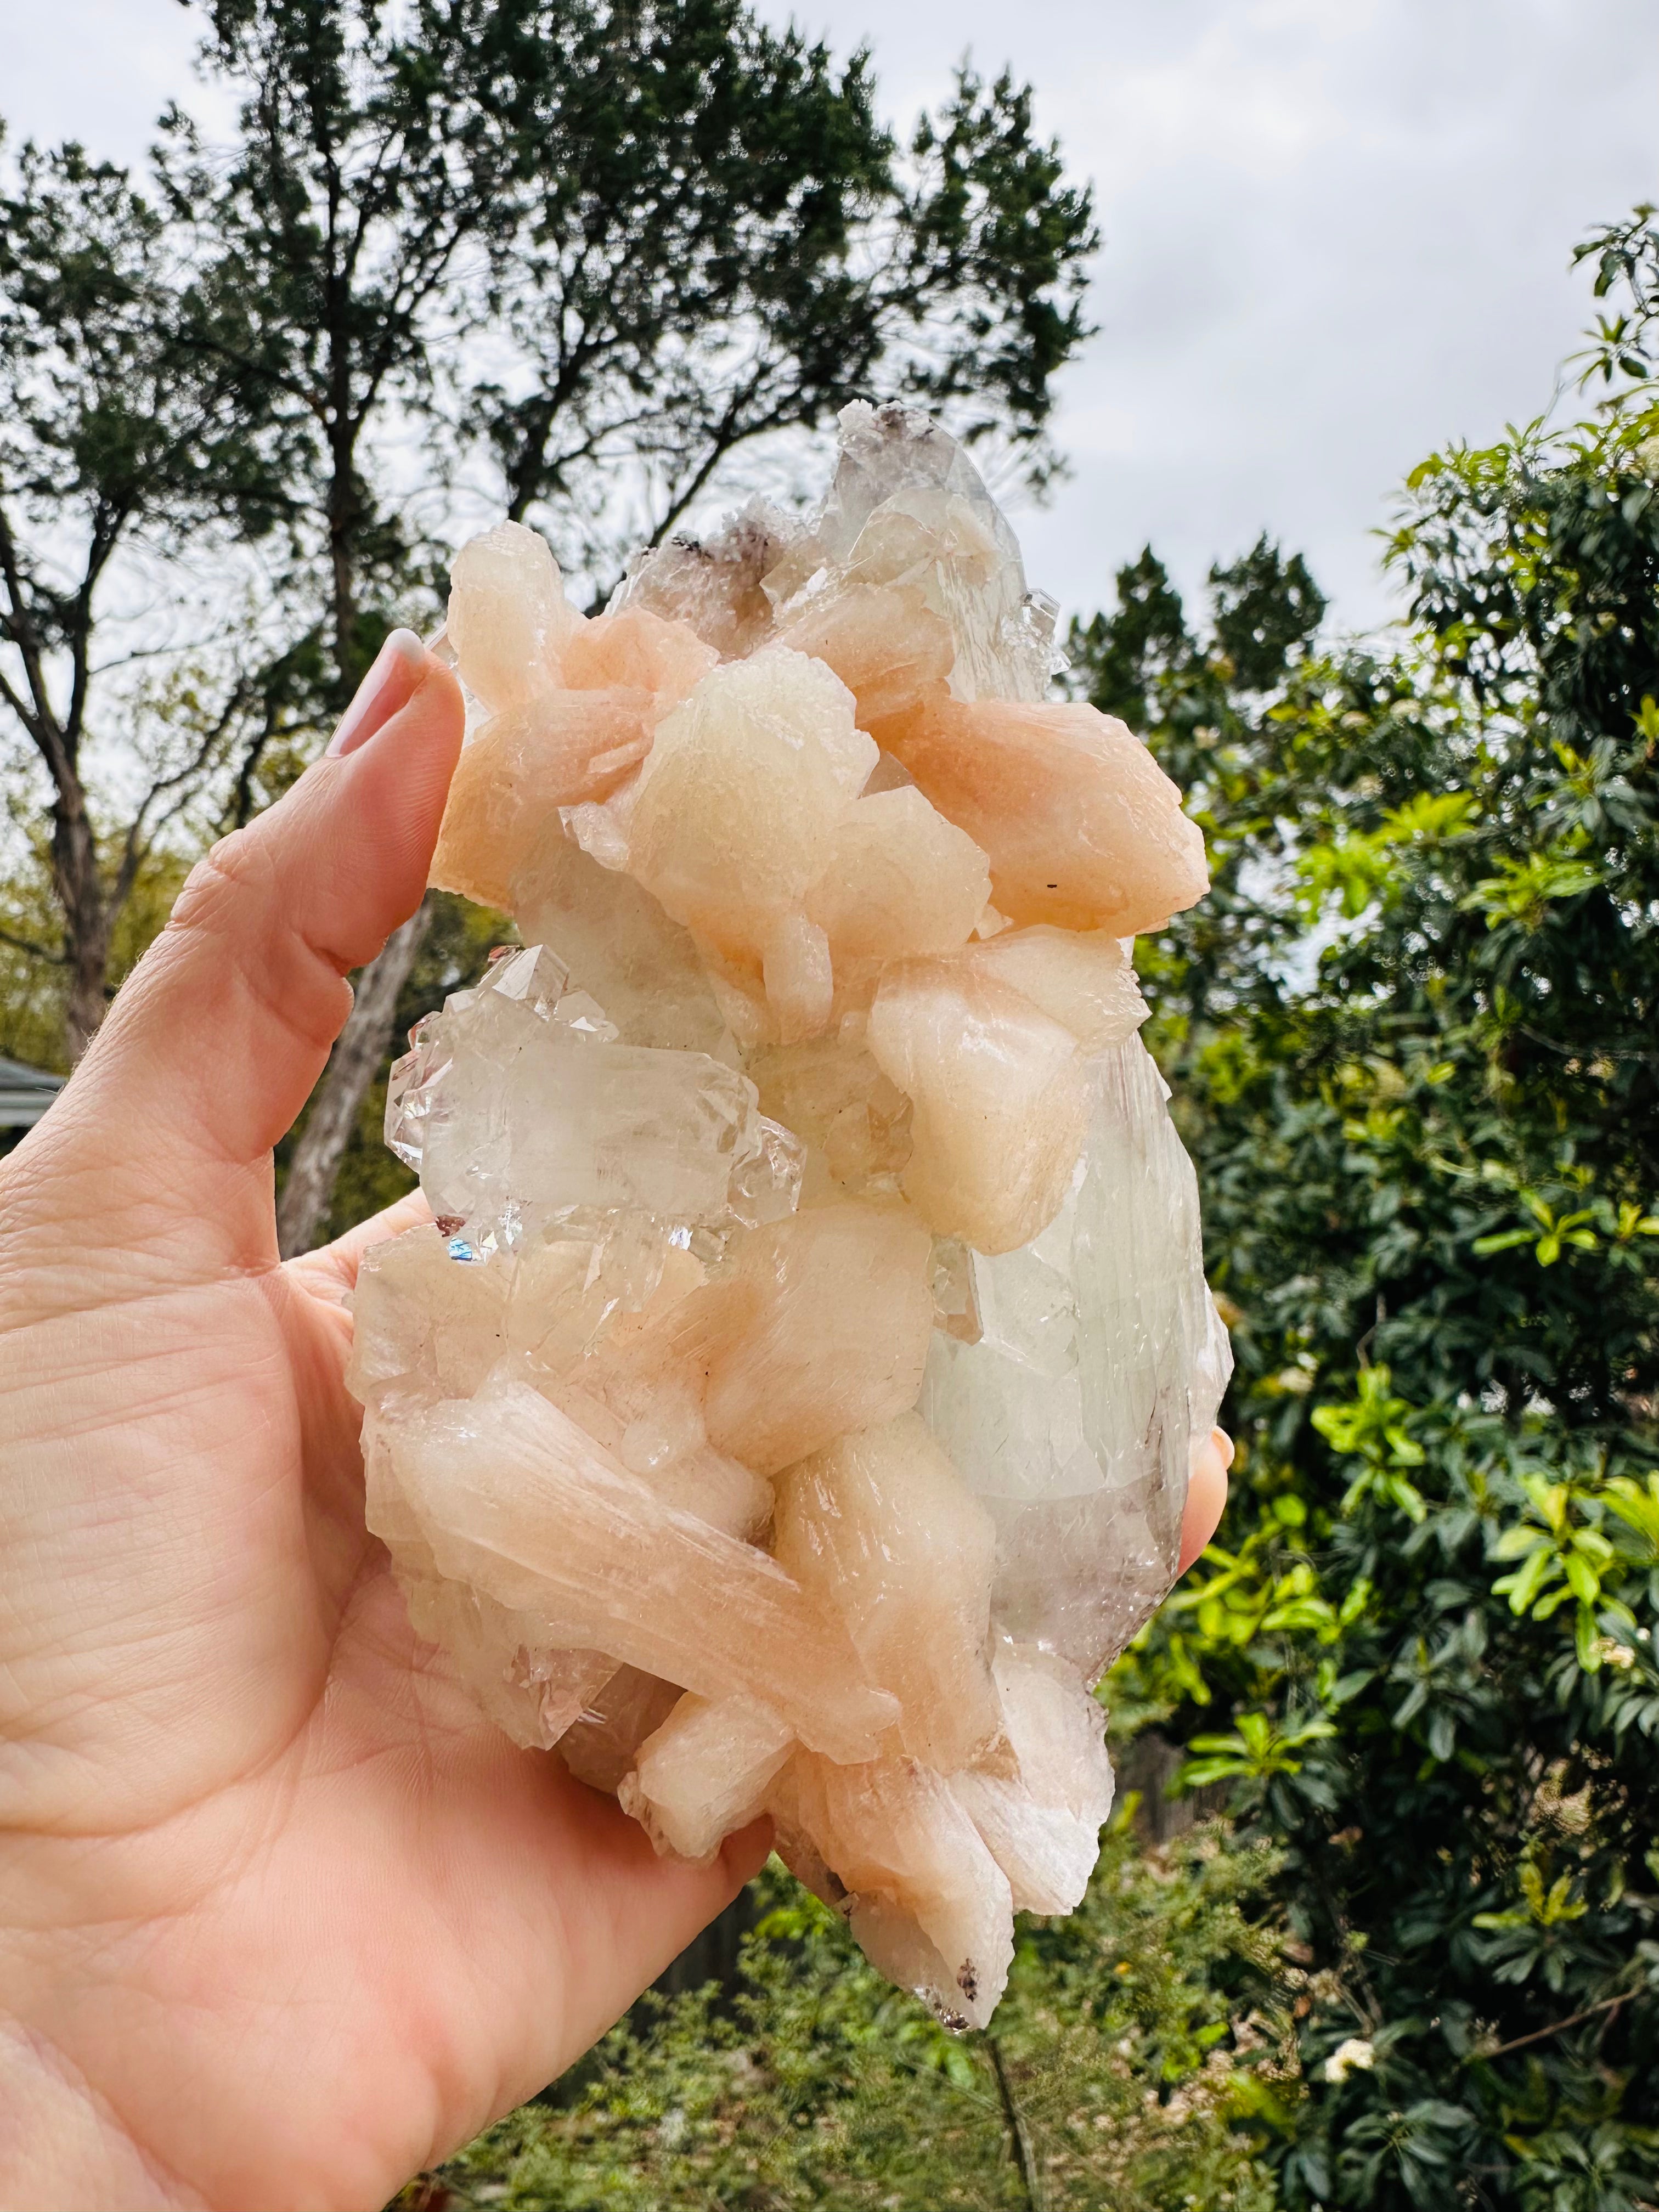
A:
[327,630,426,759]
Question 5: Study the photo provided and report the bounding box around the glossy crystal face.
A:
[347,400,1229,2029]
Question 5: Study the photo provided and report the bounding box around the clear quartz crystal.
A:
[919,1038,1231,1681]
[385,941,794,1244]
[764,400,1046,706]
[349,402,1227,2028]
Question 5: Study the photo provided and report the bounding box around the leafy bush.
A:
[399,1823,1291,2211]
[1085,216,1659,2210]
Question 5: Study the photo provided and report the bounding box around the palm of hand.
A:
[0,648,1227,2211]
[0,661,758,2211]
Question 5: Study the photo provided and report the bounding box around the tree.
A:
[0,140,290,1059]
[0,0,1096,1243]
[1082,222,1659,2210]
[473,30,1093,553]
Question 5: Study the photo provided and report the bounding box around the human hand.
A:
[0,633,1229,2210]
[0,637,770,2210]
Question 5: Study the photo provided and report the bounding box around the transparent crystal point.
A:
[763,400,1049,704]
[919,1037,1231,1680]
[385,946,791,1244]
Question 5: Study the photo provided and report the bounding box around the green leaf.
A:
[1492,1524,1549,1562]
[1564,1551,1601,1606]
[1495,1545,1556,1615]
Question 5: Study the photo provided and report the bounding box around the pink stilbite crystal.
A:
[391,1381,899,1762]
[773,579,955,729]
[702,1204,935,1475]
[866,954,1091,1254]
[805,787,991,961]
[772,1414,1002,1773]
[348,400,1231,2028]
[950,1645,1117,1915]
[446,520,584,712]
[620,1692,794,1863]
[885,692,1209,935]
[431,689,657,910]
[560,605,720,703]
[781,1748,1015,2030]
[965,924,1148,1053]
[625,647,877,966]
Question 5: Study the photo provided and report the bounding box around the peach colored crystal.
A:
[351,402,1230,2030]
[884,692,1209,935]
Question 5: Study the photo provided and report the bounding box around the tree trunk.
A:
[64,923,111,1066]
[652,1887,761,2000]
[276,899,434,1257]
[990,2036,1046,2212]
[54,789,111,1065]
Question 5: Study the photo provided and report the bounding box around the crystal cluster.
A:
[348,403,1230,2030]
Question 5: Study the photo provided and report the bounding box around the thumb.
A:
[1177,1429,1233,1576]
[22,633,463,1269]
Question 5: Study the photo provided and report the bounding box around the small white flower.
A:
[1323,2037,1375,2085]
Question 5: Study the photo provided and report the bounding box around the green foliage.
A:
[0,839,193,1073]
[12,35,1659,2201]
[402,1824,1291,2211]
[0,133,302,1051]
[1209,538,1328,696]
[160,0,1099,645]
[0,137,286,546]
[1086,219,1659,2209]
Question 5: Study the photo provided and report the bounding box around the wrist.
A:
[0,2010,191,2210]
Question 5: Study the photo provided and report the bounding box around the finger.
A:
[539,1790,775,2072]
[1178,1427,1233,1575]
[287,1187,435,1308]
[26,635,462,1269]
[321,1574,778,2147]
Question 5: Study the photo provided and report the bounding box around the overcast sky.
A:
[5,0,1657,636]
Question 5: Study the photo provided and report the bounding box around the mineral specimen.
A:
[347,400,1231,2032]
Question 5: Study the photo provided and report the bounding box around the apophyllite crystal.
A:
[348,402,1231,2030]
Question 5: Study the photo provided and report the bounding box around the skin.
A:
[0,643,1230,2211]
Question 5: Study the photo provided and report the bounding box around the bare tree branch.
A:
[0,922,68,966]
[1476,1993,1629,2061]
[0,499,72,786]
[115,675,253,905]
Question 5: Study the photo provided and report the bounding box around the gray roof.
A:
[0,1054,65,1128]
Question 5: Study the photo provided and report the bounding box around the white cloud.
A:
[3,1,215,163]
[765,0,1659,632]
